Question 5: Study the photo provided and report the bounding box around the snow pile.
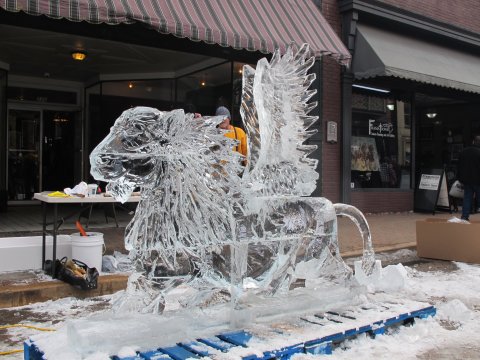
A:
[437,299,473,323]
[3,250,480,359]
[354,260,408,292]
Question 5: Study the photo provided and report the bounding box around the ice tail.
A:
[334,203,375,275]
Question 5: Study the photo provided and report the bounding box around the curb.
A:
[1,243,418,309]
[342,242,417,259]
[0,274,128,309]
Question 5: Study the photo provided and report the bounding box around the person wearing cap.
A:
[215,106,248,161]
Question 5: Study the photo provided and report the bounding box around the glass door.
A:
[42,111,77,191]
[0,69,7,211]
[7,109,41,201]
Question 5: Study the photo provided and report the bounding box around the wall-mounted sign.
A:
[368,119,395,138]
[326,121,337,143]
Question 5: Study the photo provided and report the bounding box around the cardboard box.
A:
[416,218,480,263]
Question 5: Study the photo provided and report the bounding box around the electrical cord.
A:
[0,324,55,356]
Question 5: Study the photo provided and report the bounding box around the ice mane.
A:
[91,107,244,268]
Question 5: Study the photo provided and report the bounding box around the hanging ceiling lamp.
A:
[426,109,437,118]
[386,100,395,111]
[71,51,87,61]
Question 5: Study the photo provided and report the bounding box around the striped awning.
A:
[0,0,351,65]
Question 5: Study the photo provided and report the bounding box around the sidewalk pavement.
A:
[0,210,458,308]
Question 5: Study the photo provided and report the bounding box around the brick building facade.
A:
[0,0,479,215]
[320,0,480,213]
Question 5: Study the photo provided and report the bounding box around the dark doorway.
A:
[42,111,77,191]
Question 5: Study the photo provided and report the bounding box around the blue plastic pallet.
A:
[24,340,44,360]
[24,305,436,360]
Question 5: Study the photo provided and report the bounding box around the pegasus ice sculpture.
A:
[90,44,375,314]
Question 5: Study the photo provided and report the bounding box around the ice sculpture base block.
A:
[28,284,365,359]
[27,299,436,360]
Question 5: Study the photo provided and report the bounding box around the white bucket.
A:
[71,232,104,271]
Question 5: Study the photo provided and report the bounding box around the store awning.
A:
[353,24,480,94]
[0,0,351,65]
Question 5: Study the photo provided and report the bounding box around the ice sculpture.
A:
[90,44,375,316]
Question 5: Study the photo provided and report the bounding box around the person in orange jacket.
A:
[215,106,247,162]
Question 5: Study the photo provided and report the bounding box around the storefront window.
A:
[84,61,254,179]
[92,79,174,148]
[0,69,7,210]
[232,62,249,127]
[8,86,77,104]
[176,62,231,118]
[174,61,252,127]
[85,82,102,174]
[351,91,411,189]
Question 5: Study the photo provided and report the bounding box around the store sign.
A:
[419,174,441,191]
[368,119,395,138]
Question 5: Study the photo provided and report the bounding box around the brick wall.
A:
[378,0,480,34]
[351,191,414,213]
[321,0,343,203]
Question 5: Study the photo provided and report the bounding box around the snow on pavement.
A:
[1,250,480,359]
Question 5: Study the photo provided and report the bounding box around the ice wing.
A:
[241,44,319,196]
[240,63,260,171]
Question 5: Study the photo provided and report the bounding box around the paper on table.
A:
[48,191,70,198]
[64,181,88,196]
